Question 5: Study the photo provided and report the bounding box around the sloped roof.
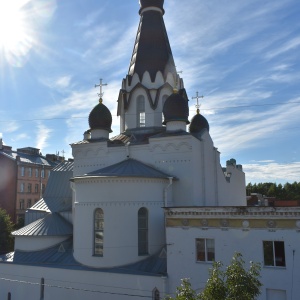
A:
[28,198,50,212]
[0,150,56,166]
[43,161,73,212]
[80,158,175,179]
[0,239,167,276]
[12,213,73,236]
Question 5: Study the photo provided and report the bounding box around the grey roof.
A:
[28,198,50,212]
[43,162,73,212]
[81,158,175,179]
[12,213,73,236]
[0,239,167,276]
[0,150,57,167]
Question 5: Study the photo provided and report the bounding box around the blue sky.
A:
[0,0,299,184]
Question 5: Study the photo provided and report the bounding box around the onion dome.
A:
[189,112,209,133]
[163,93,190,125]
[88,99,112,133]
[139,0,164,15]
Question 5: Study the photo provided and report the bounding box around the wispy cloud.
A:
[35,123,52,151]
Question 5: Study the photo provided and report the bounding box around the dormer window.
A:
[137,96,145,127]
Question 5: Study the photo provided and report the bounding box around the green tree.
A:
[166,253,262,300]
[0,208,14,254]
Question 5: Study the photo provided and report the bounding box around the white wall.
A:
[73,178,167,268]
[0,263,167,300]
[166,226,300,300]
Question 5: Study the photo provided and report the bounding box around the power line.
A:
[0,277,154,298]
[0,101,300,124]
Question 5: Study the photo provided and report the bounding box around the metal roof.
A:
[81,158,175,179]
[52,161,74,172]
[12,213,73,236]
[0,239,167,276]
[0,149,57,166]
[28,198,50,212]
[43,162,73,212]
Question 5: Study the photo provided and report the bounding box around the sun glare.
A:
[0,1,34,67]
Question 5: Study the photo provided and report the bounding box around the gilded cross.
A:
[95,79,108,102]
[192,92,204,114]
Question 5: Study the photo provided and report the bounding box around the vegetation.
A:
[0,208,14,254]
[247,181,300,200]
[166,253,262,300]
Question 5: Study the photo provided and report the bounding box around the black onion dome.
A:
[88,102,112,132]
[139,0,164,14]
[163,93,190,125]
[189,113,209,133]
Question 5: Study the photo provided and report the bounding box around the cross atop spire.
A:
[192,92,204,114]
[95,79,108,103]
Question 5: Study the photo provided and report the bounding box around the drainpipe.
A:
[164,177,173,207]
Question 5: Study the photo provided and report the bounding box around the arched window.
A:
[162,94,168,122]
[137,95,145,127]
[94,208,104,256]
[138,207,148,255]
[152,288,160,300]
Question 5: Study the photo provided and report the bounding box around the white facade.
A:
[166,207,300,300]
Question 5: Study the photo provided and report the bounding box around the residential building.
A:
[0,140,59,222]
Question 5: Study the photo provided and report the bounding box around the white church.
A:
[1,1,299,299]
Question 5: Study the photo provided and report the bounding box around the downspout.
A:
[164,177,173,207]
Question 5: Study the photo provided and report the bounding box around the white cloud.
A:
[35,123,52,151]
[244,161,300,184]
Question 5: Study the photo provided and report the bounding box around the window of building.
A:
[94,208,104,256]
[21,167,25,176]
[35,184,39,193]
[162,94,168,122]
[48,170,51,178]
[20,183,25,193]
[42,184,45,194]
[19,199,24,210]
[137,95,145,127]
[28,168,32,177]
[28,183,32,193]
[152,288,160,300]
[196,238,215,262]
[263,241,286,267]
[27,199,32,208]
[35,168,39,178]
[41,169,45,178]
[138,207,148,255]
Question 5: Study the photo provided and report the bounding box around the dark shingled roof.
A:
[128,2,176,82]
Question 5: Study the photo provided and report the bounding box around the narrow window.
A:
[27,199,32,208]
[21,167,25,176]
[162,94,168,122]
[137,95,145,127]
[48,170,51,178]
[20,199,24,210]
[138,207,148,255]
[35,184,39,193]
[20,183,25,193]
[263,241,285,267]
[94,208,104,256]
[28,183,32,193]
[152,288,160,300]
[196,238,215,262]
[35,168,39,178]
[28,168,32,177]
[41,169,45,178]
